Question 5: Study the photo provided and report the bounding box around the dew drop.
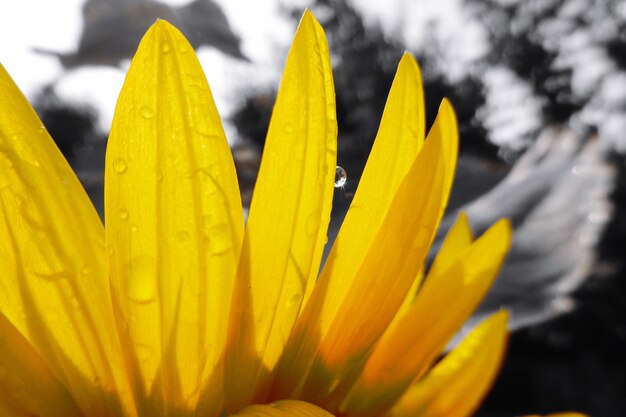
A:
[113,158,127,174]
[139,106,154,119]
[128,256,157,304]
[175,230,191,242]
[118,208,129,221]
[131,224,139,233]
[284,123,294,133]
[34,270,73,282]
[206,224,232,255]
[161,43,171,54]
[287,292,303,307]
[334,166,347,188]
[135,343,153,363]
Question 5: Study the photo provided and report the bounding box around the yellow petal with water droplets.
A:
[224,11,336,411]
[270,52,427,401]
[0,64,132,415]
[231,400,334,417]
[0,312,83,417]
[272,100,458,408]
[105,20,243,414]
[388,311,508,417]
[341,219,511,416]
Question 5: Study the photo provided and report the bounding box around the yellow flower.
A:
[0,10,526,417]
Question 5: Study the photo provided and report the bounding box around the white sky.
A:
[0,0,493,143]
[0,0,299,140]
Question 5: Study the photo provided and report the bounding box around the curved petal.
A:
[0,312,83,417]
[105,21,243,413]
[0,64,131,415]
[231,400,333,417]
[224,11,337,411]
[340,219,511,416]
[429,212,473,278]
[272,100,458,407]
[270,55,429,399]
[388,311,509,417]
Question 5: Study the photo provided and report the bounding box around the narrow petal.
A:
[272,100,458,407]
[270,54,427,400]
[393,212,472,321]
[231,400,334,417]
[0,65,132,414]
[374,212,473,367]
[105,21,243,413]
[224,11,336,410]
[388,311,509,417]
[0,312,83,417]
[429,212,473,278]
[341,219,511,416]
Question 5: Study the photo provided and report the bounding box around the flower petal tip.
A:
[491,309,510,326]
[301,9,321,28]
[493,218,513,249]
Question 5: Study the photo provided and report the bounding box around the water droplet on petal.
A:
[113,158,127,174]
[128,256,157,304]
[287,293,303,307]
[119,208,129,221]
[206,224,232,255]
[284,123,294,133]
[334,166,347,188]
[135,343,153,363]
[175,230,191,242]
[140,106,154,119]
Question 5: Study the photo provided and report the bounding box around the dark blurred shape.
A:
[34,0,247,67]
[33,89,106,216]
[441,127,614,333]
[34,87,99,158]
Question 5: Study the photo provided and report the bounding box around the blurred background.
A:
[1,0,625,415]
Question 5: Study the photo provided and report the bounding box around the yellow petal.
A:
[0,64,132,414]
[0,312,82,417]
[231,400,334,417]
[224,11,336,411]
[393,212,472,321]
[429,212,473,278]
[270,53,427,400]
[272,100,458,407]
[105,20,243,413]
[341,219,511,416]
[388,311,509,417]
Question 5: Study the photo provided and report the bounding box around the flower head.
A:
[0,10,521,417]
